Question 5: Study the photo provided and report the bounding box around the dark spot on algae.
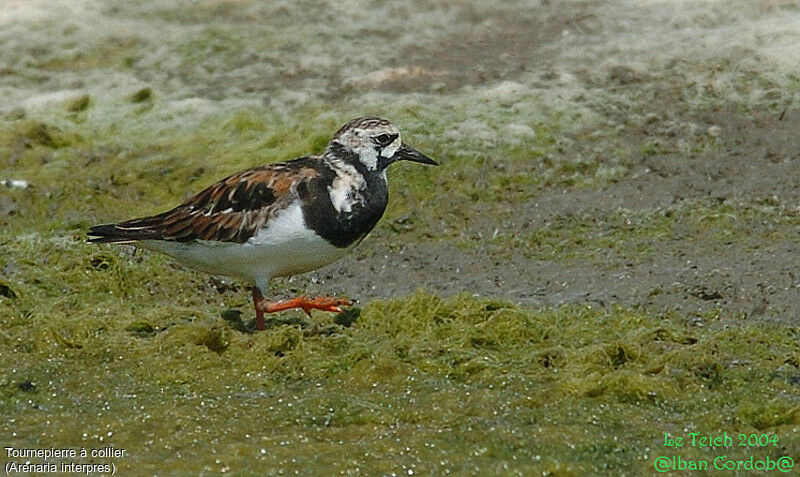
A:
[16,380,36,393]
[195,320,230,354]
[220,308,250,333]
[15,120,76,149]
[47,329,83,349]
[125,321,155,337]
[64,93,90,112]
[0,282,17,299]
[333,306,360,327]
[536,346,565,368]
[19,121,58,148]
[89,257,110,271]
[607,343,638,369]
[129,87,153,103]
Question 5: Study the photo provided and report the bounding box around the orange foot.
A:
[262,296,353,316]
[251,288,352,331]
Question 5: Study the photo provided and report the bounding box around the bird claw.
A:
[259,295,352,317]
[299,296,352,315]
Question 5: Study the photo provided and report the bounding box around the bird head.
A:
[328,117,438,172]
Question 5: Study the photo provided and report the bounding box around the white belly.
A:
[140,202,349,289]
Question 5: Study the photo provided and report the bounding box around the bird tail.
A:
[87,218,165,244]
[87,224,141,243]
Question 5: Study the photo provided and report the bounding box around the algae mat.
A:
[3,293,799,474]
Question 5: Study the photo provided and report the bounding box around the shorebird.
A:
[88,117,437,330]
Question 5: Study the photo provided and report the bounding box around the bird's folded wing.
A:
[90,159,319,244]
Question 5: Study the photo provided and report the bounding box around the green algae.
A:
[1,290,798,474]
[64,94,91,113]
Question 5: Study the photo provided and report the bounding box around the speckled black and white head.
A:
[327,117,438,173]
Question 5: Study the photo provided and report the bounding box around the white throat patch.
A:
[328,161,366,213]
[356,146,379,171]
[380,139,400,162]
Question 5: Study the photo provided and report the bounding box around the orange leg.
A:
[251,288,351,331]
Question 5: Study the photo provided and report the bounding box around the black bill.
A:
[396,144,438,166]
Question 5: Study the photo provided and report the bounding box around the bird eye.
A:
[374,133,397,147]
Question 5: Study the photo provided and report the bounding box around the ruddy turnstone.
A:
[88,117,437,330]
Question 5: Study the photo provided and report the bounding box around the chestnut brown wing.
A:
[88,159,320,244]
